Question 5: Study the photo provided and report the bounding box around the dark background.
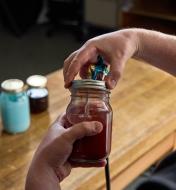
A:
[0,0,175,84]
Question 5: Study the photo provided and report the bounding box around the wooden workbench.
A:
[0,59,176,190]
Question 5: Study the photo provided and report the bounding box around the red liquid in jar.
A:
[66,103,112,164]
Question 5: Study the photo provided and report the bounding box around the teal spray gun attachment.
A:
[88,55,109,80]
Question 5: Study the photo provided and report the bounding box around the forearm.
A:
[134,29,176,75]
[25,159,60,190]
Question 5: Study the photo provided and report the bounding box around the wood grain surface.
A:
[0,59,176,190]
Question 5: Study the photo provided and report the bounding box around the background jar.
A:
[26,75,48,113]
[66,79,113,165]
[1,79,30,134]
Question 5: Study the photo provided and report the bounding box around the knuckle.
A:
[71,58,81,68]
[72,58,79,64]
[84,39,95,49]
[70,50,77,57]
[57,135,72,153]
[84,40,92,47]
[115,49,126,59]
[82,121,90,128]
[59,133,70,143]
[56,167,67,182]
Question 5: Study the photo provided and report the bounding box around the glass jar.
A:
[26,75,48,113]
[66,79,113,165]
[1,79,30,134]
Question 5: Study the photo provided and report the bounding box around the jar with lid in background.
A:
[66,79,113,165]
[26,75,48,113]
[1,79,30,134]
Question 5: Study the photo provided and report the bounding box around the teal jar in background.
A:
[1,79,30,134]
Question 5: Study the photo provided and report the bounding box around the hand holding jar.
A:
[25,114,104,190]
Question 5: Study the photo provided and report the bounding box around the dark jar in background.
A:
[66,79,113,165]
[26,75,48,113]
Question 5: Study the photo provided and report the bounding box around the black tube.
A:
[105,157,111,190]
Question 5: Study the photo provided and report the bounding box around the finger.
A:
[105,58,124,89]
[55,113,67,125]
[55,162,72,182]
[79,62,95,79]
[63,51,77,77]
[64,45,97,88]
[63,121,103,144]
[51,113,67,131]
[64,50,91,87]
[70,159,106,168]
[54,114,71,129]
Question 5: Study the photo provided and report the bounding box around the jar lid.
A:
[1,79,24,93]
[26,75,47,88]
[71,79,109,92]
[27,88,48,98]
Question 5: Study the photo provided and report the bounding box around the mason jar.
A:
[26,75,48,113]
[1,79,30,134]
[66,79,113,165]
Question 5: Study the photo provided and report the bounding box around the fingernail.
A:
[94,122,103,133]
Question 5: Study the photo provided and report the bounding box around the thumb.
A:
[105,59,125,89]
[63,121,103,144]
